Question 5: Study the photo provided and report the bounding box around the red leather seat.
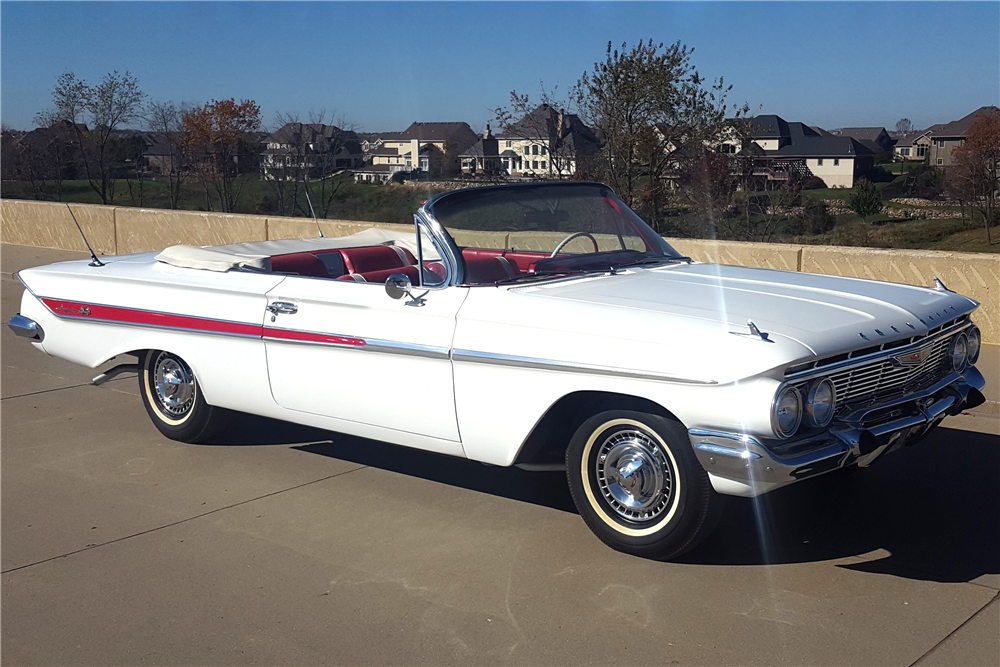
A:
[338,265,422,284]
[271,252,330,278]
[339,245,415,274]
[464,255,520,285]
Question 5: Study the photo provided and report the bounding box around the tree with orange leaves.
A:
[951,111,1000,244]
[181,99,261,212]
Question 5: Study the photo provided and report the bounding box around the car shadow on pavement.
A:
[211,413,578,512]
[217,415,997,584]
[681,426,1000,584]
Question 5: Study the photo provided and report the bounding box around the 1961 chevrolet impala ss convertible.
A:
[9,182,988,559]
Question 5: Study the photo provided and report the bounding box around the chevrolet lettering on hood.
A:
[6,182,988,561]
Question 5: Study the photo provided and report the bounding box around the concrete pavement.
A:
[2,244,998,665]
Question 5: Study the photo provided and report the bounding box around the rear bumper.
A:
[7,314,44,342]
[690,365,987,498]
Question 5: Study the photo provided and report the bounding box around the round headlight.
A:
[949,333,968,372]
[966,326,981,365]
[771,385,802,439]
[805,378,837,428]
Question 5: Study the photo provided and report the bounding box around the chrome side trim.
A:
[8,314,44,341]
[451,349,716,385]
[36,295,260,330]
[263,329,450,360]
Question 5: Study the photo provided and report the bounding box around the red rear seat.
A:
[271,252,329,278]
[337,265,422,284]
[339,245,415,274]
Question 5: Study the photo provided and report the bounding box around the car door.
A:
[262,275,467,443]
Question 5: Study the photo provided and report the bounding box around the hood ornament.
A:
[730,319,772,342]
[933,277,949,292]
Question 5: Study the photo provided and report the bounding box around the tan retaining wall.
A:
[2,199,998,343]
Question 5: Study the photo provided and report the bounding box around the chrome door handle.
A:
[267,301,298,315]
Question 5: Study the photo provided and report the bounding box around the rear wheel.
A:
[566,410,724,560]
[139,350,230,443]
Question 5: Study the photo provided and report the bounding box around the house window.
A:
[900,147,910,156]
[541,160,547,170]
[917,145,927,157]
[834,159,840,166]
[532,145,539,155]
[541,146,547,155]
[937,158,943,165]
[532,160,538,169]
[817,158,824,166]
[523,146,530,155]
[506,140,512,148]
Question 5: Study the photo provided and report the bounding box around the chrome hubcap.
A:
[596,430,672,523]
[152,352,196,417]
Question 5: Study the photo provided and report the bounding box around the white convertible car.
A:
[9,182,987,559]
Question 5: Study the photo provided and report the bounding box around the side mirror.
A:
[385,273,412,300]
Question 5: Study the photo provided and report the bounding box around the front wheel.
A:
[139,350,230,443]
[566,410,724,560]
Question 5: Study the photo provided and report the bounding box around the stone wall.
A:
[3,199,998,342]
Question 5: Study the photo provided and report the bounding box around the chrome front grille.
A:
[828,335,952,409]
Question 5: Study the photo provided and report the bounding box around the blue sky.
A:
[2,1,997,132]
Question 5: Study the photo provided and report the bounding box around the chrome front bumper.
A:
[7,314,44,342]
[690,365,987,497]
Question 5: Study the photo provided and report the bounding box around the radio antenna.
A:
[303,185,323,238]
[66,204,105,267]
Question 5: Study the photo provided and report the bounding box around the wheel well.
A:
[513,391,679,466]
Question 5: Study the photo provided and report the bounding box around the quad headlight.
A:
[966,326,981,365]
[949,333,969,373]
[771,385,802,439]
[804,378,837,428]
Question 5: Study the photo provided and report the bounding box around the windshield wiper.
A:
[616,255,692,269]
[493,268,616,286]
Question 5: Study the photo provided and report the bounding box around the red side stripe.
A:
[262,327,365,346]
[41,299,262,337]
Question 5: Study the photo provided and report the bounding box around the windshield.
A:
[423,183,686,285]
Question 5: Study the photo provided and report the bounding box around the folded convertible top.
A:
[155,227,438,272]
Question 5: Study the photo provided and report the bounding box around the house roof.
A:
[748,115,790,139]
[839,127,889,142]
[355,164,393,173]
[934,106,1000,138]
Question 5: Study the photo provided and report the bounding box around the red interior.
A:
[269,245,551,286]
[461,248,548,284]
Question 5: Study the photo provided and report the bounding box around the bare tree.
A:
[145,101,191,209]
[38,71,145,204]
[572,40,747,231]
[264,109,359,218]
[494,85,585,179]
[896,118,913,134]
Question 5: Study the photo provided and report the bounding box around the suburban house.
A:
[927,106,1000,167]
[837,127,894,162]
[892,128,935,161]
[733,115,876,188]
[489,104,600,178]
[355,121,478,182]
[459,125,507,177]
[260,123,363,181]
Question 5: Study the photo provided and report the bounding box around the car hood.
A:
[513,262,977,358]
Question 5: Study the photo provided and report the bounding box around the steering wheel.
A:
[550,232,599,258]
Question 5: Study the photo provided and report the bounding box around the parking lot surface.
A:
[2,244,998,666]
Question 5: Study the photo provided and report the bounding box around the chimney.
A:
[484,123,493,140]
[410,138,420,171]
[557,110,565,139]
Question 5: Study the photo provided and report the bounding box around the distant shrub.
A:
[801,175,827,190]
[800,200,835,234]
[848,179,884,223]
